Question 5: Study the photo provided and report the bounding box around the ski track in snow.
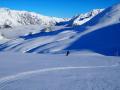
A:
[0,64,118,89]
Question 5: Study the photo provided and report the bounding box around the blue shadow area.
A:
[66,23,120,56]
[20,27,74,40]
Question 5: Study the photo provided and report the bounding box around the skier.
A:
[66,51,70,56]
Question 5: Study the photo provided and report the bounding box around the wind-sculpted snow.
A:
[0,26,77,53]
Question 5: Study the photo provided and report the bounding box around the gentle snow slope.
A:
[0,26,77,53]
[0,52,120,90]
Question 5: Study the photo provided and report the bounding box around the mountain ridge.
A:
[0,8,66,27]
[0,8,103,28]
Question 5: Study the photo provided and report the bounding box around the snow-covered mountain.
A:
[0,3,119,56]
[66,3,120,56]
[67,9,104,26]
[0,8,65,27]
[0,8,103,28]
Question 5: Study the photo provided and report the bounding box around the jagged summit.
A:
[68,9,104,26]
[81,3,120,30]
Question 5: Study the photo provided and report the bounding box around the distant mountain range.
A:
[0,8,66,27]
[0,8,103,28]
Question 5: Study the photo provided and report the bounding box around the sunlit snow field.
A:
[0,52,119,90]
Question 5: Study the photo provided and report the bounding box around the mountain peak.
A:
[67,9,104,26]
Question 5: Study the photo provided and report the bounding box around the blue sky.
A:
[0,0,120,18]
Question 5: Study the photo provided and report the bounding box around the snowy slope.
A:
[0,8,65,27]
[81,3,120,30]
[0,52,120,90]
[0,27,77,53]
[66,3,120,56]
